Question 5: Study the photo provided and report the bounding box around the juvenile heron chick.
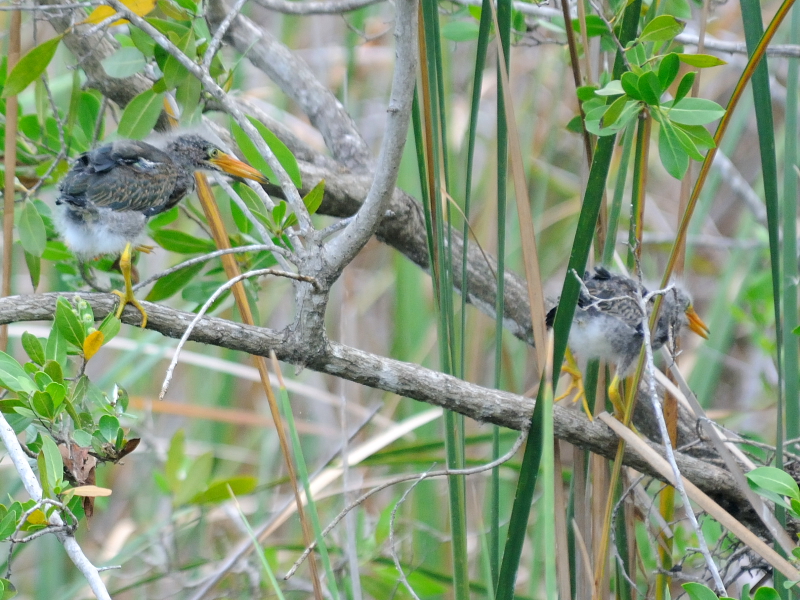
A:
[57,135,268,327]
[547,267,709,416]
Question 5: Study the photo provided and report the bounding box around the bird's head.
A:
[168,135,268,184]
[653,287,710,349]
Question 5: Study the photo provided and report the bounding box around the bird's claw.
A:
[555,352,593,421]
[135,245,155,254]
[113,289,148,328]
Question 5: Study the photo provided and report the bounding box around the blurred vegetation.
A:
[0,0,794,598]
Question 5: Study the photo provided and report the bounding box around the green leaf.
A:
[664,97,725,125]
[98,414,120,444]
[670,121,704,160]
[677,53,727,68]
[753,588,781,600]
[55,297,85,347]
[657,119,690,179]
[101,47,146,78]
[21,332,45,366]
[163,29,195,90]
[129,25,156,56]
[40,435,63,494]
[45,382,65,410]
[174,452,214,505]
[0,352,35,394]
[565,115,583,134]
[595,80,624,96]
[441,20,480,41]
[620,72,643,101]
[147,206,180,230]
[176,74,202,125]
[0,577,18,599]
[303,180,325,216]
[603,94,629,127]
[152,229,216,254]
[3,35,64,98]
[576,85,598,102]
[23,251,40,291]
[31,390,54,420]
[658,53,680,91]
[117,89,165,139]
[682,582,721,600]
[42,240,72,262]
[674,71,696,104]
[146,17,191,38]
[46,325,67,366]
[571,15,609,37]
[97,312,121,345]
[190,476,257,504]
[165,429,185,491]
[639,15,684,43]
[146,261,205,301]
[674,123,715,151]
[663,0,692,19]
[747,466,800,500]
[18,201,46,258]
[637,71,662,105]
[43,360,63,385]
[0,512,17,540]
[231,117,302,188]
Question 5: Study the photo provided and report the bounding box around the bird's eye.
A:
[209,148,221,158]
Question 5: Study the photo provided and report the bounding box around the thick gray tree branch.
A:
[323,0,417,272]
[0,292,770,535]
[206,0,374,171]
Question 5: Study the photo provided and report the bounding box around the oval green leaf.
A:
[18,202,46,258]
[146,261,205,301]
[677,53,727,68]
[101,47,147,78]
[3,35,63,98]
[117,89,165,139]
[55,296,86,347]
[151,229,217,254]
[639,15,684,43]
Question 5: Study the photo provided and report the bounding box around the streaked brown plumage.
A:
[56,134,268,327]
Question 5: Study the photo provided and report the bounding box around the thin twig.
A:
[389,473,425,600]
[159,268,317,399]
[636,283,726,593]
[285,430,527,578]
[133,245,291,291]
[202,0,249,71]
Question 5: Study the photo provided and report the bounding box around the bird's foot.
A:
[113,289,148,328]
[555,351,593,421]
[607,374,625,415]
[135,245,155,254]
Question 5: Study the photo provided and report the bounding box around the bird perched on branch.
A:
[56,134,268,328]
[547,266,709,417]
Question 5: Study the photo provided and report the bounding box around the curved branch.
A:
[205,0,373,171]
[251,0,384,14]
[323,0,418,273]
[0,292,765,534]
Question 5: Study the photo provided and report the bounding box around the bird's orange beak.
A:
[211,153,269,184]
[685,305,710,339]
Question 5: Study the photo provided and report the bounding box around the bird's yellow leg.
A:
[555,348,593,421]
[607,373,625,416]
[112,242,148,328]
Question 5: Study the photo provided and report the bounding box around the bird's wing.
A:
[59,141,180,212]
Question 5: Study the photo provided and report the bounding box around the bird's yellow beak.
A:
[210,154,269,184]
[685,305,710,339]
